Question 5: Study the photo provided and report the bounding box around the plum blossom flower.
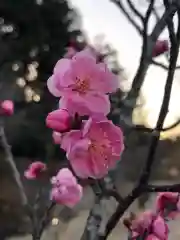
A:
[156,192,180,219]
[0,100,14,116]
[47,49,118,116]
[52,131,62,144]
[152,40,169,58]
[24,161,47,179]
[61,118,124,179]
[50,168,82,207]
[130,211,168,240]
[46,109,71,132]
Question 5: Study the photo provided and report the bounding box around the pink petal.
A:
[90,152,110,179]
[71,50,98,85]
[177,197,180,211]
[67,140,93,178]
[146,235,160,240]
[72,49,96,64]
[54,58,71,76]
[52,131,62,144]
[47,76,61,97]
[84,93,110,115]
[59,97,91,116]
[60,185,83,208]
[24,170,36,179]
[89,62,119,93]
[61,130,82,152]
[56,168,77,186]
[153,216,168,239]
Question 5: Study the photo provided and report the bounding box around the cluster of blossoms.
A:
[24,39,174,232]
[45,47,124,203]
[46,47,124,179]
[124,192,180,240]
[25,47,124,207]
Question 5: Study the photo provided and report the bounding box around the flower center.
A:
[74,77,90,94]
[89,139,111,167]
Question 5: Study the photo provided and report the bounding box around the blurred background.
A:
[0,0,179,239]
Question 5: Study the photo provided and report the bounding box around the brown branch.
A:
[98,3,180,238]
[151,59,180,70]
[110,0,143,35]
[127,0,144,22]
[119,2,177,128]
[0,124,28,206]
[134,118,180,133]
[147,184,180,193]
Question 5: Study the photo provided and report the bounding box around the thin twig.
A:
[134,118,180,133]
[33,201,55,240]
[110,0,143,35]
[0,124,28,206]
[127,0,144,22]
[98,4,180,238]
[147,184,180,193]
[151,59,180,70]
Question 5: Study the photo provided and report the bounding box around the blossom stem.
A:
[32,201,56,240]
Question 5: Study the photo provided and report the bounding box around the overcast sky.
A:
[70,0,180,127]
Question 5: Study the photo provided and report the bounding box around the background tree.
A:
[0,0,85,160]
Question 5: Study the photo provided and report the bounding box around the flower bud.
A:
[24,161,47,180]
[152,40,169,57]
[156,192,180,219]
[46,109,71,132]
[0,100,14,116]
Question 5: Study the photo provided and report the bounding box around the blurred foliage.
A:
[0,0,85,160]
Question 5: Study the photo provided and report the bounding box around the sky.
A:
[69,0,180,128]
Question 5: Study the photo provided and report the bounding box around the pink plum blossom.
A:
[0,100,14,116]
[61,117,124,179]
[152,40,169,58]
[46,109,71,132]
[50,168,82,207]
[156,192,180,219]
[131,211,168,240]
[24,161,47,180]
[52,131,62,144]
[47,49,118,116]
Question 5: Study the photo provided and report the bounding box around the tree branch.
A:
[0,123,28,206]
[98,2,180,238]
[127,0,144,22]
[110,0,143,35]
[147,184,180,193]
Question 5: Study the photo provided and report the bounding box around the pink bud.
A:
[46,109,71,132]
[52,131,62,144]
[0,100,14,116]
[156,192,180,219]
[24,161,47,180]
[152,40,169,57]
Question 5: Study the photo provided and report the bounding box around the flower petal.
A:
[47,76,61,97]
[61,130,82,152]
